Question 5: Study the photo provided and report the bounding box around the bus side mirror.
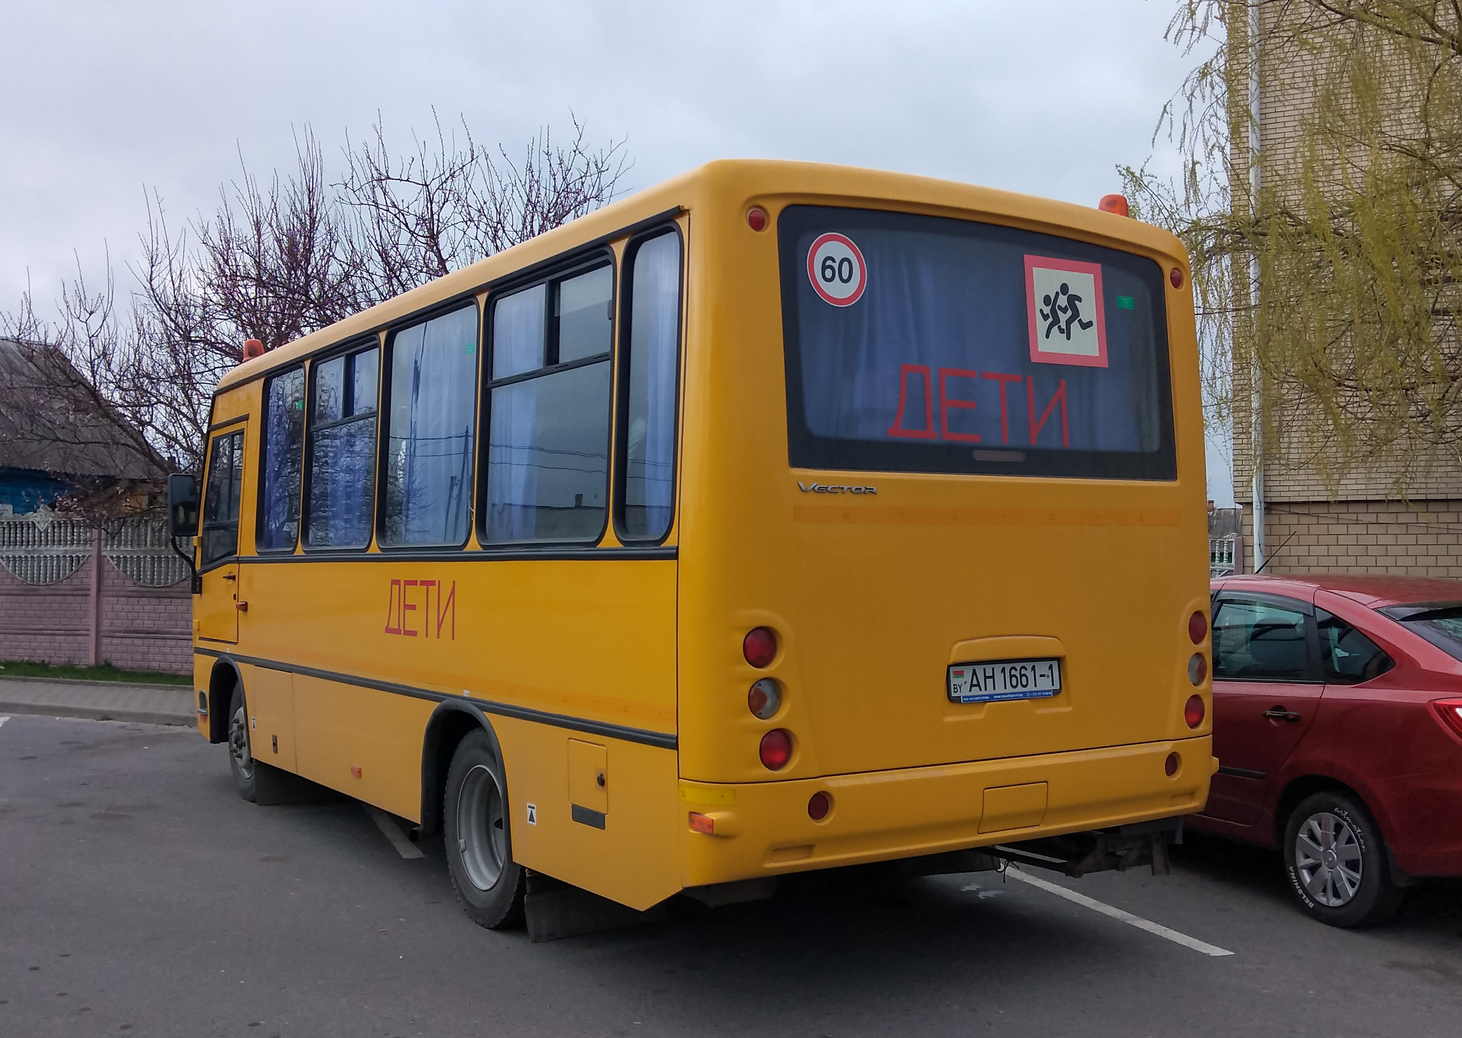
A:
[168,473,199,538]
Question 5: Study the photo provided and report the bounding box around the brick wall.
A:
[0,554,191,674]
[1239,500,1462,578]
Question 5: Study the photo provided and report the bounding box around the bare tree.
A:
[5,115,629,474]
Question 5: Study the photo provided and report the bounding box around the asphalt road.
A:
[2,713,1459,1038]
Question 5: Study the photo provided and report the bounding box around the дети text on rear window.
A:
[779,206,1176,479]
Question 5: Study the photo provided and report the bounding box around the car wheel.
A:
[443,729,525,929]
[226,684,257,803]
[1282,790,1402,928]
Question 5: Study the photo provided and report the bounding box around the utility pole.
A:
[1248,0,1266,573]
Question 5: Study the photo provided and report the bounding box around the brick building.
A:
[1229,4,1462,576]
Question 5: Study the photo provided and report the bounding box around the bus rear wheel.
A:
[444,729,525,928]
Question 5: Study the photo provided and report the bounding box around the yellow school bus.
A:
[175,160,1214,929]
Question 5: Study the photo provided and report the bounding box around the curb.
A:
[0,675,191,691]
[0,701,192,727]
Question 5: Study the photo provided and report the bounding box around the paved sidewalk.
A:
[0,676,194,726]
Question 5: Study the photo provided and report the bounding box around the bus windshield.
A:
[779,205,1176,479]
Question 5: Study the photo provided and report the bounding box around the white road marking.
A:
[0,716,9,728]
[1004,866,1234,957]
[366,806,425,859]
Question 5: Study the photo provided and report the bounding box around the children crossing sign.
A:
[1025,255,1108,368]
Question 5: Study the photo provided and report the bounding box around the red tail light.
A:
[743,627,777,668]
[1184,694,1206,729]
[759,729,793,770]
[1189,611,1208,644]
[1432,698,1462,741]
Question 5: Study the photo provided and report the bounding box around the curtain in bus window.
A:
[493,284,545,379]
[485,362,610,542]
[382,306,478,546]
[781,207,1173,479]
[258,368,305,550]
[622,233,681,539]
[308,347,378,548]
[557,266,613,363]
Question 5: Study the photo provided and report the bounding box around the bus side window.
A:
[381,304,479,547]
[617,230,682,541]
[201,430,245,565]
[307,344,379,549]
[257,367,306,551]
[483,262,613,544]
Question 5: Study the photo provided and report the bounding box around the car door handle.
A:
[221,573,236,581]
[1263,708,1302,723]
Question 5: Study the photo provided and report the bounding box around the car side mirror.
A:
[167,473,199,537]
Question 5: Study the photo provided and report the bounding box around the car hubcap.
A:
[1295,811,1363,907]
[456,764,507,892]
[229,704,254,781]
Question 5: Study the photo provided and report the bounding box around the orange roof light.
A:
[1098,194,1130,218]
[242,338,265,361]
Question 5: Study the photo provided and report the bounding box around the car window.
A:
[1212,597,1311,681]
[1380,602,1462,662]
[1315,608,1394,684]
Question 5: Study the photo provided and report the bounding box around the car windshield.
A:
[1379,602,1462,661]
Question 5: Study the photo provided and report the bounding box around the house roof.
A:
[0,338,168,481]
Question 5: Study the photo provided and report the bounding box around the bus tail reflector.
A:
[808,792,831,820]
[743,627,777,668]
[749,679,782,719]
[1184,694,1205,729]
[689,812,714,835]
[747,207,768,231]
[1188,653,1207,685]
[1165,752,1180,777]
[759,729,792,770]
[1189,611,1208,644]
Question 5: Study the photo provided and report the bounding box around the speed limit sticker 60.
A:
[807,233,867,306]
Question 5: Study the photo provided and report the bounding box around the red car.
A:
[1194,573,1462,927]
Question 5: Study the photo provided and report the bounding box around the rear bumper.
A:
[679,736,1215,888]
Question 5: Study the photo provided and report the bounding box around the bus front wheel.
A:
[443,729,525,928]
[227,685,257,803]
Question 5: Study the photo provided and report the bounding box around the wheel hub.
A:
[1294,811,1363,907]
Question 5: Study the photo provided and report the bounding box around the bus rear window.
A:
[779,206,1176,479]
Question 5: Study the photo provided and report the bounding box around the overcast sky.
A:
[0,0,1231,500]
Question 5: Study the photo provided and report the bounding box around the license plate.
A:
[947,658,1062,704]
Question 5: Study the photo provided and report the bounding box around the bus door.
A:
[197,427,245,644]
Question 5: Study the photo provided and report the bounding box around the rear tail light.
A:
[1188,653,1208,685]
[1165,751,1180,777]
[759,729,793,770]
[743,627,777,668]
[807,791,831,820]
[748,678,782,719]
[1184,694,1206,729]
[1431,698,1462,740]
[1189,611,1208,644]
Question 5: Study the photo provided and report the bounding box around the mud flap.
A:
[523,871,668,943]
